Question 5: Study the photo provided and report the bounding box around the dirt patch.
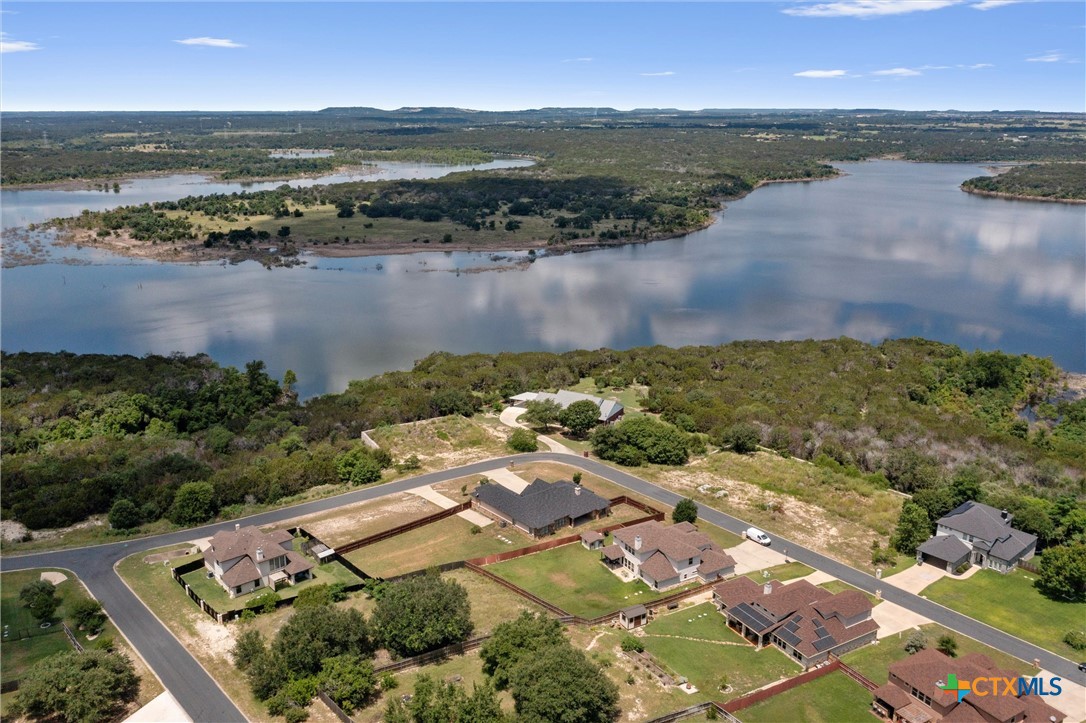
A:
[40,571,68,585]
[193,615,237,661]
[286,492,437,547]
[143,547,199,564]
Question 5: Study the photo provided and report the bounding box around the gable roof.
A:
[917,535,972,564]
[532,390,624,422]
[640,551,682,582]
[473,479,609,530]
[206,526,293,564]
[613,520,714,563]
[989,528,1037,562]
[937,501,1037,562]
[698,548,737,577]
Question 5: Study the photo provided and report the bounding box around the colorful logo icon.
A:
[938,674,971,702]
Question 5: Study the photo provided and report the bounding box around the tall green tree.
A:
[672,498,698,524]
[169,481,216,526]
[559,400,602,437]
[522,399,562,431]
[480,612,566,690]
[272,605,373,677]
[508,644,620,723]
[372,570,473,658]
[19,580,59,623]
[891,502,931,555]
[318,655,377,713]
[13,650,138,723]
[1038,543,1086,602]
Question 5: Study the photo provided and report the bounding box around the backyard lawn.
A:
[644,602,733,643]
[738,671,874,723]
[488,542,661,617]
[921,568,1085,658]
[841,623,1038,686]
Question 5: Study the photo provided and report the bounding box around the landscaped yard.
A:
[841,622,1038,686]
[488,542,662,618]
[921,568,1085,658]
[738,671,874,723]
[818,580,882,606]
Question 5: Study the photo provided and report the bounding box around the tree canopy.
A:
[371,571,474,658]
[508,643,620,723]
[13,649,139,723]
[480,612,567,690]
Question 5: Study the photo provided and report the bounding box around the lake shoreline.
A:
[959,186,1086,204]
[1,164,380,192]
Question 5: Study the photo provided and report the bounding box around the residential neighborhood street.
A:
[2,451,1081,722]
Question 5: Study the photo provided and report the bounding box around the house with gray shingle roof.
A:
[203,524,314,598]
[509,389,624,424]
[918,501,1037,574]
[472,479,610,537]
[610,520,736,590]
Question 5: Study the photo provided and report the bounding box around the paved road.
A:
[3,452,1081,722]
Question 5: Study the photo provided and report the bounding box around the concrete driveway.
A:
[727,539,790,575]
[884,560,982,595]
[406,485,493,527]
[871,600,933,639]
[482,467,530,494]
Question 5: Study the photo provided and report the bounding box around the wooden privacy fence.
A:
[335,502,473,555]
[317,691,354,723]
[465,562,571,617]
[372,635,492,674]
[720,659,847,714]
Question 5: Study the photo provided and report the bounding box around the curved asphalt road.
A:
[2,452,1081,722]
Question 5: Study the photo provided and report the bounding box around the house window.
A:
[235,586,242,595]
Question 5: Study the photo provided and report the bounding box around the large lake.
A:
[2,160,1082,398]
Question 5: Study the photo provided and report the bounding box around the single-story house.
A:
[508,389,624,424]
[918,501,1037,574]
[203,524,314,598]
[873,648,1065,723]
[713,577,878,668]
[610,520,736,590]
[472,479,610,538]
[618,604,649,630]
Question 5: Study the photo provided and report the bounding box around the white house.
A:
[603,520,735,590]
[917,500,1037,574]
[203,524,314,598]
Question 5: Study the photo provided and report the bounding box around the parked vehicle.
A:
[745,527,771,546]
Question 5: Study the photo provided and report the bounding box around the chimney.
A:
[256,546,264,562]
[1001,509,1010,524]
[575,485,582,496]
[634,535,642,551]
[235,523,240,532]
[764,581,773,595]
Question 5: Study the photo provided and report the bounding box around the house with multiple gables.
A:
[602,520,736,590]
[203,524,314,598]
[471,479,611,537]
[872,648,1065,723]
[712,577,878,668]
[509,389,625,424]
[916,501,1037,575]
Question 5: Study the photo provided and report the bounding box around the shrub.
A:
[246,590,281,614]
[936,634,958,658]
[620,635,645,653]
[904,630,927,654]
[1064,630,1086,651]
[507,428,538,453]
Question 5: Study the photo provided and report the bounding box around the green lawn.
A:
[743,561,814,583]
[488,542,661,618]
[644,602,734,642]
[640,629,801,699]
[739,671,874,723]
[921,568,1085,658]
[841,623,1038,686]
[345,515,528,578]
[818,580,882,606]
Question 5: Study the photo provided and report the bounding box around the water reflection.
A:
[1,161,1082,397]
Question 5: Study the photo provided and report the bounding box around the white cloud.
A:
[640,71,676,77]
[794,69,849,78]
[563,57,593,63]
[961,62,994,69]
[0,33,40,53]
[971,0,1023,9]
[1026,51,1063,62]
[783,1,962,18]
[174,37,245,48]
[872,67,922,76]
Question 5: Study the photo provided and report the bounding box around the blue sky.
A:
[2,1,1083,112]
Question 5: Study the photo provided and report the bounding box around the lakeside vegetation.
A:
[8,108,1083,261]
[962,162,1086,201]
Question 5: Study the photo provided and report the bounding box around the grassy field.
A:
[566,378,649,415]
[738,671,874,723]
[287,491,443,549]
[921,569,1085,659]
[818,580,882,606]
[840,622,1039,686]
[0,568,163,715]
[488,542,660,618]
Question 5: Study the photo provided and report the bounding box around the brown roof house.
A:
[203,524,314,598]
[472,479,610,538]
[873,648,1065,723]
[712,577,878,668]
[605,520,736,590]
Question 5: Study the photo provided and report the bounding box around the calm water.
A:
[2,161,1083,398]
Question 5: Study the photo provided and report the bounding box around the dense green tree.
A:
[559,400,601,437]
[19,580,60,622]
[385,674,506,723]
[247,649,290,701]
[891,502,931,555]
[293,583,348,609]
[372,570,473,658]
[68,598,107,634]
[508,643,620,723]
[1038,543,1086,602]
[335,446,385,485]
[718,423,760,454]
[522,399,562,431]
[507,428,538,453]
[911,487,955,526]
[232,629,267,671]
[169,481,216,526]
[904,630,927,654]
[12,649,138,723]
[318,654,376,713]
[108,498,141,530]
[272,605,373,677]
[480,612,566,690]
[672,498,698,524]
[936,634,958,658]
[591,416,689,466]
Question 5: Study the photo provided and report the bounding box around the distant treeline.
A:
[2,340,1083,547]
[962,163,1086,201]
